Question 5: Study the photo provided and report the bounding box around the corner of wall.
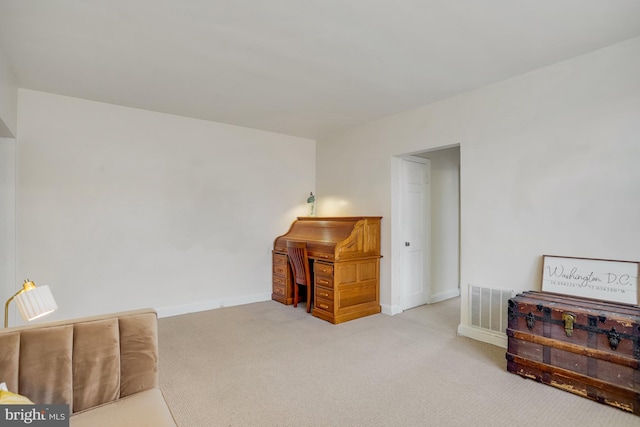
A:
[0,45,18,138]
[380,303,403,316]
[0,137,16,320]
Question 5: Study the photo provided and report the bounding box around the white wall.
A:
[317,36,640,345]
[0,45,18,137]
[422,147,460,303]
[0,46,18,317]
[1,137,16,321]
[16,89,315,322]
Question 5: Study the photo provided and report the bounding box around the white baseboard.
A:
[156,293,272,318]
[429,288,461,304]
[457,324,507,348]
[381,289,460,316]
[381,304,403,316]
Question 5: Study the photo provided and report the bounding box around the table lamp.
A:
[307,192,316,217]
[4,279,58,328]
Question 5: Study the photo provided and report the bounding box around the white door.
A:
[401,157,431,310]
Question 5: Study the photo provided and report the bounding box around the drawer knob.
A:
[319,304,329,309]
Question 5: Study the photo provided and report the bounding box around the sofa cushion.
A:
[0,333,20,392]
[70,388,176,427]
[73,318,120,412]
[119,313,158,398]
[20,325,74,406]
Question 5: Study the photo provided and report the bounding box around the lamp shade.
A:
[14,284,58,322]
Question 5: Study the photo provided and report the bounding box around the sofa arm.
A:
[70,389,176,427]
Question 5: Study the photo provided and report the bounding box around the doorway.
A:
[400,156,431,310]
[391,145,460,313]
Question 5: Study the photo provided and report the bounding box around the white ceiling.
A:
[1,1,640,140]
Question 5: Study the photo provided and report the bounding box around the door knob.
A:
[405,242,410,246]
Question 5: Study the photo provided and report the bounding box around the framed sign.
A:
[541,255,639,305]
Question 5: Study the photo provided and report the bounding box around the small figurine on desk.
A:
[307,192,316,216]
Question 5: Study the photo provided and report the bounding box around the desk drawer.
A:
[315,287,334,301]
[315,276,333,289]
[273,252,287,266]
[273,263,288,277]
[272,274,287,287]
[315,262,333,276]
[315,297,334,313]
[273,284,287,297]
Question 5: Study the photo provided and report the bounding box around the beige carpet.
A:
[158,298,639,426]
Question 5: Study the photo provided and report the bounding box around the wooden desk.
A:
[272,216,382,324]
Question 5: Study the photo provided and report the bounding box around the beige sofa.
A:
[0,308,177,426]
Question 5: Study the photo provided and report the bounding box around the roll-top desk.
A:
[272,216,382,324]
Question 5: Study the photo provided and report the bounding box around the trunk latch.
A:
[561,313,576,337]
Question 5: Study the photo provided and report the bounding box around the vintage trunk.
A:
[506,291,640,415]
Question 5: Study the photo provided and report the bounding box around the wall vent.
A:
[470,285,516,334]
